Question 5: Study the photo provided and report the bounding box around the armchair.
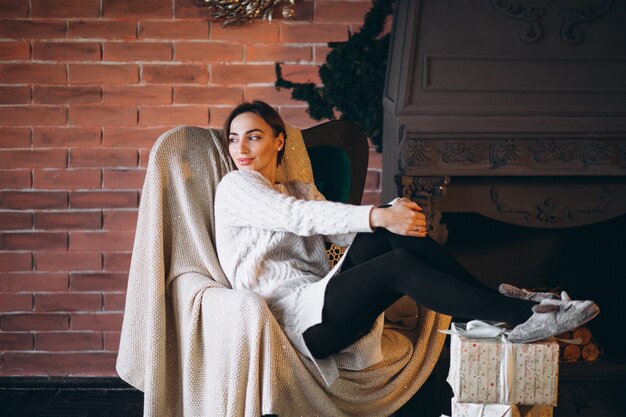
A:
[116,122,450,416]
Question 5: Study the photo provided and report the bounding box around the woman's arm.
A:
[305,182,428,238]
[303,183,360,247]
[215,170,373,237]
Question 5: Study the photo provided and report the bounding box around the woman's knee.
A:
[389,247,413,263]
[386,248,432,276]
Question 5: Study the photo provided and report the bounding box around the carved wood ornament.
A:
[489,0,613,44]
[399,137,626,172]
[490,186,614,224]
[397,134,626,229]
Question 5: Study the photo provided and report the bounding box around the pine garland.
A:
[275,0,394,150]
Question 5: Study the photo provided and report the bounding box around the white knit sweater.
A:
[215,169,384,385]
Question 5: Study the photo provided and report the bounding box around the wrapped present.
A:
[451,397,553,417]
[446,322,559,405]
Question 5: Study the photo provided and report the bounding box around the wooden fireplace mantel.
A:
[382,0,626,240]
[397,133,626,238]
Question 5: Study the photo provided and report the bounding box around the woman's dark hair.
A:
[222,100,287,165]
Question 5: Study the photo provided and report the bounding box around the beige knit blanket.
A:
[116,125,451,416]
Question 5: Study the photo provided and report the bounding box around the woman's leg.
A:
[304,232,534,359]
[343,228,490,291]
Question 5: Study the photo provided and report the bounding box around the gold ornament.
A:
[194,0,296,27]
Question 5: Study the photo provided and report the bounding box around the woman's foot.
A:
[499,283,559,303]
[508,292,599,343]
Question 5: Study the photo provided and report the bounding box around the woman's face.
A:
[228,112,284,182]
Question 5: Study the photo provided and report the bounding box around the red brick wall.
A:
[0,0,382,376]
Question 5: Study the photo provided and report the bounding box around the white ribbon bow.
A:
[439,320,509,339]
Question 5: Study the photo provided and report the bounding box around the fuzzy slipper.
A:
[508,293,599,343]
[499,283,559,303]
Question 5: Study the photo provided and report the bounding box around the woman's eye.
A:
[249,135,261,140]
[228,137,237,143]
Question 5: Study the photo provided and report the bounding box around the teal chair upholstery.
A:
[301,120,369,205]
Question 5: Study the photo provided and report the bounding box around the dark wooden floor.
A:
[1,359,625,417]
[0,376,445,417]
[0,378,143,417]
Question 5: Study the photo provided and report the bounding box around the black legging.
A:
[302,228,535,359]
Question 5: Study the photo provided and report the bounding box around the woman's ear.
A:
[277,133,285,151]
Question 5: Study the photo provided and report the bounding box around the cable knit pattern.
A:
[215,169,383,385]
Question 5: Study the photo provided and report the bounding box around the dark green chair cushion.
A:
[308,145,352,204]
[301,120,369,206]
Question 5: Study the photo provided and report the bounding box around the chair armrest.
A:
[170,271,274,320]
[168,272,292,415]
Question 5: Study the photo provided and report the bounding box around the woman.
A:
[214,100,599,386]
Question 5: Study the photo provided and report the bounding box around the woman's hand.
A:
[369,198,428,237]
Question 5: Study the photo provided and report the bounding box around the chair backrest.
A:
[301,120,369,205]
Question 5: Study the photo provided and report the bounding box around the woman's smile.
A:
[237,157,254,166]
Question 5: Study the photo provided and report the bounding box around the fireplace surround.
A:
[382,1,626,415]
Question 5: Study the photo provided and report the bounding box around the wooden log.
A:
[582,343,601,362]
[562,344,581,362]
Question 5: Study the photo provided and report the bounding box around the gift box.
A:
[447,328,559,405]
[451,397,553,417]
